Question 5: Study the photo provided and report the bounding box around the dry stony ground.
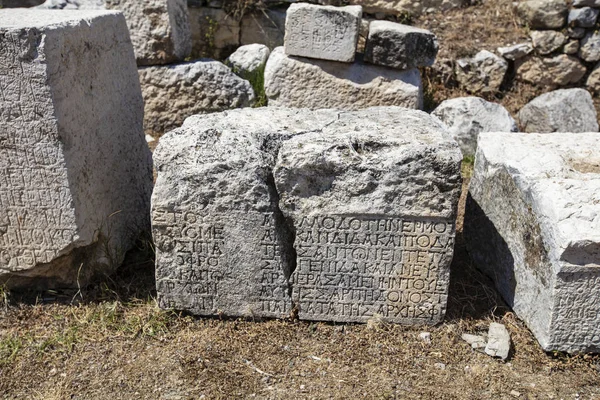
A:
[1,166,599,399]
[2,2,600,399]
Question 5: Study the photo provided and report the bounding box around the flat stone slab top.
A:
[153,107,462,324]
[284,3,362,63]
[364,21,438,70]
[0,10,153,289]
[465,132,600,353]
[265,47,423,110]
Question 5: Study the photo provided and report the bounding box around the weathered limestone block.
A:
[153,108,339,318]
[274,107,462,324]
[240,8,286,48]
[515,55,586,87]
[455,50,508,94]
[189,7,240,59]
[465,133,600,353]
[518,88,599,133]
[265,47,423,110]
[38,0,192,65]
[284,3,362,62]
[432,97,518,156]
[0,10,153,289]
[226,44,270,77]
[497,43,533,61]
[579,31,600,62]
[138,60,255,137]
[516,0,567,29]
[364,21,438,70]
[530,30,566,55]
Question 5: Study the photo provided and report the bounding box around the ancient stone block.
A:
[273,107,462,324]
[153,108,340,318]
[138,60,255,137]
[0,10,153,289]
[432,97,518,156]
[284,3,362,62]
[515,54,586,88]
[364,21,438,70]
[455,50,508,95]
[517,88,598,133]
[465,132,600,353]
[226,44,270,77]
[38,0,192,66]
[265,47,423,110]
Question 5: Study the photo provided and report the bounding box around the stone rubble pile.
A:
[152,107,462,323]
[264,2,439,110]
[0,9,153,289]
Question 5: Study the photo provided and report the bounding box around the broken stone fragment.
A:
[465,132,600,353]
[515,0,567,29]
[284,3,362,62]
[497,43,533,61]
[364,21,438,70]
[530,30,566,55]
[461,333,487,350]
[485,323,511,360]
[226,44,270,78]
[0,9,153,289]
[455,50,508,94]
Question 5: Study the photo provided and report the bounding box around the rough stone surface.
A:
[364,21,438,70]
[346,0,465,16]
[138,60,255,136]
[462,333,487,350]
[568,27,586,39]
[189,7,240,59]
[240,8,286,48]
[579,31,600,62]
[226,44,270,77]
[515,55,586,87]
[586,62,600,93]
[432,97,518,156]
[265,47,423,110]
[455,50,508,94]
[465,132,600,353]
[530,30,566,55]
[563,39,579,55]
[0,10,153,289]
[284,3,362,62]
[497,43,533,60]
[153,106,461,323]
[573,0,600,6]
[568,7,599,28]
[516,0,568,29]
[38,0,192,66]
[485,323,511,360]
[273,107,462,323]
[153,108,331,318]
[518,88,599,133]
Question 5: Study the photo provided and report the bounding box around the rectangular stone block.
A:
[465,132,600,353]
[37,0,192,66]
[364,21,438,70]
[265,47,423,110]
[153,107,462,324]
[273,107,462,324]
[284,3,361,62]
[0,10,153,289]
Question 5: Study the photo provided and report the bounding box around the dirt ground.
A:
[1,166,599,400]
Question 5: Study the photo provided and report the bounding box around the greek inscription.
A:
[292,215,454,322]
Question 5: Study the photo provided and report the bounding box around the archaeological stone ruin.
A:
[465,133,600,353]
[0,10,153,289]
[153,107,462,323]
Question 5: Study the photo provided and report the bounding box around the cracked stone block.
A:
[273,107,462,324]
[153,107,462,324]
[465,132,600,353]
[0,10,153,289]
